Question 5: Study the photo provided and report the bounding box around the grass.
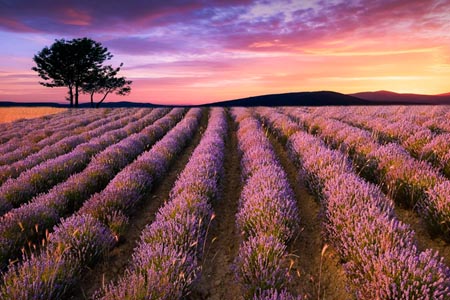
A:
[0,107,67,123]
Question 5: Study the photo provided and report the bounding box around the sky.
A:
[0,0,449,105]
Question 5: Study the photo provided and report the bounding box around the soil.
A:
[68,108,210,300]
[267,132,353,300]
[189,109,243,300]
[394,207,450,267]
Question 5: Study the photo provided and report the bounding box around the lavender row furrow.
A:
[0,107,85,134]
[0,108,183,269]
[0,108,203,300]
[0,108,168,216]
[231,108,300,300]
[0,109,79,142]
[318,106,450,178]
[0,108,101,147]
[0,108,119,156]
[282,107,450,241]
[97,108,227,299]
[312,106,450,134]
[259,107,450,299]
[0,109,142,183]
[33,108,130,147]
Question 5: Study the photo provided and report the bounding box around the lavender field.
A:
[0,106,450,300]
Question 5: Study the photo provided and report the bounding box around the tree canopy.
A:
[83,64,132,108]
[32,37,131,107]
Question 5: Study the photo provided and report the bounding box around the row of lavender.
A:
[0,108,182,269]
[0,108,167,216]
[282,108,450,240]
[0,109,99,157]
[0,108,143,184]
[0,108,102,148]
[96,108,227,299]
[0,107,81,133]
[0,110,104,158]
[232,108,301,300]
[0,108,132,165]
[0,109,78,144]
[256,107,450,299]
[312,106,450,178]
[312,105,450,135]
[0,108,203,299]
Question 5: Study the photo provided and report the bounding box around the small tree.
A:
[32,38,112,107]
[83,63,132,108]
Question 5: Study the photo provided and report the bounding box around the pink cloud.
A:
[60,8,92,26]
[0,17,39,33]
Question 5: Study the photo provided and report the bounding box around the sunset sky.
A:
[0,0,449,105]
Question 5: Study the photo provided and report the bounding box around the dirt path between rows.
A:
[69,108,210,300]
[394,207,450,267]
[266,132,353,300]
[189,109,243,300]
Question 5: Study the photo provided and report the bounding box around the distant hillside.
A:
[0,92,370,108]
[4,90,449,108]
[351,90,450,104]
[204,91,369,106]
[0,101,158,108]
[0,101,66,108]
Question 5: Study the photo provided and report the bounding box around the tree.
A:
[32,37,112,107]
[83,63,132,108]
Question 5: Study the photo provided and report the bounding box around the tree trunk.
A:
[75,83,79,107]
[96,91,110,108]
[90,91,95,108]
[68,86,74,107]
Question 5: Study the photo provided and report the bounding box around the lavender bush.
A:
[232,107,300,299]
[96,108,226,299]
[0,108,100,153]
[235,235,291,297]
[272,112,450,299]
[0,109,133,178]
[253,288,302,300]
[0,109,203,299]
[0,108,169,215]
[47,214,115,267]
[0,108,176,268]
[283,107,450,239]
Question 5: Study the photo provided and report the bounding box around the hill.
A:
[203,91,369,106]
[0,101,158,108]
[351,90,450,104]
[4,90,450,107]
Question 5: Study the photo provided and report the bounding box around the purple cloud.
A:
[0,0,254,34]
[2,0,447,56]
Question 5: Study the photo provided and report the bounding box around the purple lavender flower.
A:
[421,181,450,239]
[48,214,115,267]
[94,108,226,299]
[0,108,170,216]
[253,289,302,300]
[235,235,291,298]
[97,243,197,300]
[264,108,450,299]
[0,253,78,300]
